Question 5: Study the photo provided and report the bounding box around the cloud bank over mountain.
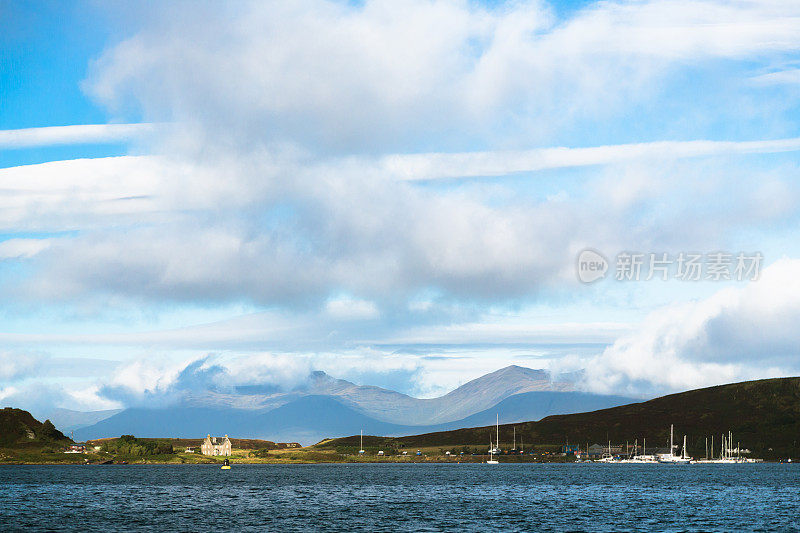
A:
[69,365,635,444]
[582,259,800,396]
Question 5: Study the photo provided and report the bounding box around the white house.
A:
[200,435,232,456]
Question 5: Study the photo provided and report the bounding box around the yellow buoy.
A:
[221,465,231,469]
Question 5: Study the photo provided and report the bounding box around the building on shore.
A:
[201,435,232,456]
[588,443,624,459]
[588,443,670,460]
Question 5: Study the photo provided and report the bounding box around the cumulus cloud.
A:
[87,0,800,151]
[96,353,317,407]
[0,0,790,311]
[581,259,800,396]
[16,163,576,306]
[98,356,228,407]
[0,380,118,414]
[17,150,791,311]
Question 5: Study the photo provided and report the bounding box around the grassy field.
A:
[0,443,568,464]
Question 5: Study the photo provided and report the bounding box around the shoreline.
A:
[0,459,787,466]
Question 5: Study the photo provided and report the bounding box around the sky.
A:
[2,0,800,415]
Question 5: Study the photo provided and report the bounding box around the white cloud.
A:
[0,381,119,414]
[0,239,51,260]
[0,351,46,381]
[325,296,380,320]
[1,0,793,311]
[86,0,800,151]
[382,138,800,181]
[0,145,791,319]
[0,123,154,149]
[87,348,555,407]
[582,258,800,396]
[0,386,20,404]
[0,156,166,231]
[98,357,200,407]
[374,320,630,346]
[0,305,622,358]
[751,68,800,86]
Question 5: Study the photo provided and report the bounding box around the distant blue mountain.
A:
[437,390,635,430]
[74,390,636,445]
[42,408,123,433]
[73,395,424,444]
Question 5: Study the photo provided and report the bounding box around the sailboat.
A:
[630,437,658,463]
[697,431,761,463]
[486,414,499,464]
[597,440,616,462]
[657,425,691,463]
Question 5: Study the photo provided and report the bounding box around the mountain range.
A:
[64,365,635,445]
[336,376,800,459]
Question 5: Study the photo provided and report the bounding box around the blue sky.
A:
[3,0,800,415]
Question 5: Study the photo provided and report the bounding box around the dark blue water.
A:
[1,463,797,532]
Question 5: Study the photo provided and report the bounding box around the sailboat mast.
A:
[513,427,516,450]
[670,424,674,455]
[496,414,499,453]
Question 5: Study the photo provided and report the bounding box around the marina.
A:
[590,425,763,464]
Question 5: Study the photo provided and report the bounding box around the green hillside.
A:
[0,407,71,447]
[320,377,800,459]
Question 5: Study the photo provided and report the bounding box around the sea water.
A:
[1,463,797,531]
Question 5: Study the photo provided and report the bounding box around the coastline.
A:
[0,450,580,466]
